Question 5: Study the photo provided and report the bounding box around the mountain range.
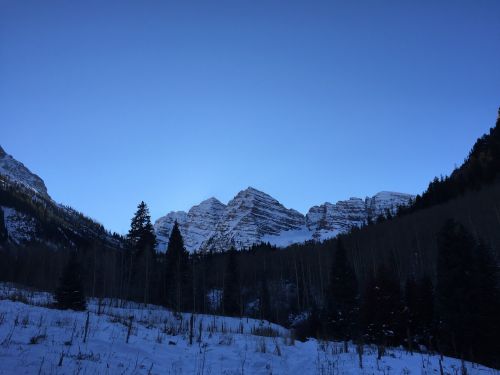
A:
[0,145,414,252]
[154,188,414,252]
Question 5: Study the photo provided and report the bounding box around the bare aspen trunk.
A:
[294,257,300,310]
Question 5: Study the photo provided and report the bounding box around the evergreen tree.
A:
[222,247,240,316]
[127,201,156,253]
[416,276,435,348]
[55,252,86,311]
[361,265,402,354]
[325,238,359,343]
[126,201,157,304]
[435,220,500,367]
[165,221,190,312]
[469,240,499,366]
[436,219,477,359]
[403,276,435,351]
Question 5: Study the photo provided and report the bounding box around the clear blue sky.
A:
[1,1,499,234]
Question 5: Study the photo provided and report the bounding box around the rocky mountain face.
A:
[305,198,367,241]
[155,198,225,252]
[202,188,305,252]
[0,146,49,199]
[0,145,122,250]
[306,192,415,241]
[154,188,414,253]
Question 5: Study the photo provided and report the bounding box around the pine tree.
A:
[434,220,500,367]
[165,221,190,312]
[414,276,435,349]
[469,241,499,366]
[403,276,434,352]
[55,252,86,311]
[325,238,358,344]
[127,201,156,254]
[436,219,476,359]
[126,201,157,304]
[361,265,402,355]
[222,247,240,316]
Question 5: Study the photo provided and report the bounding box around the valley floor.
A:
[0,284,496,375]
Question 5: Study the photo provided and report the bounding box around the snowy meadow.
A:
[0,283,496,375]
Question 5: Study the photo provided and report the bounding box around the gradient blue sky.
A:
[1,1,500,234]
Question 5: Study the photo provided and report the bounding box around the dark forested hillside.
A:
[0,174,123,251]
[404,109,500,212]
[342,180,500,285]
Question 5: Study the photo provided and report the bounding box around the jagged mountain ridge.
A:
[154,188,415,252]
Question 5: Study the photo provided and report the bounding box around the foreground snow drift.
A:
[0,286,495,375]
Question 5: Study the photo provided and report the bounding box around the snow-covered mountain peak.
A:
[0,145,50,199]
[194,197,226,210]
[199,186,306,251]
[231,186,276,204]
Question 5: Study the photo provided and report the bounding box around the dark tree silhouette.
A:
[468,240,499,366]
[436,219,477,359]
[416,276,435,348]
[126,201,157,304]
[324,238,358,344]
[435,220,500,367]
[361,265,402,357]
[0,207,7,242]
[127,201,156,254]
[165,221,190,312]
[55,252,86,311]
[223,247,240,316]
[259,271,271,321]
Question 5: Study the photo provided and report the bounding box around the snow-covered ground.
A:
[0,284,496,375]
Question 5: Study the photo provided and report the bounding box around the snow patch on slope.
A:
[1,206,38,244]
[261,226,314,247]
